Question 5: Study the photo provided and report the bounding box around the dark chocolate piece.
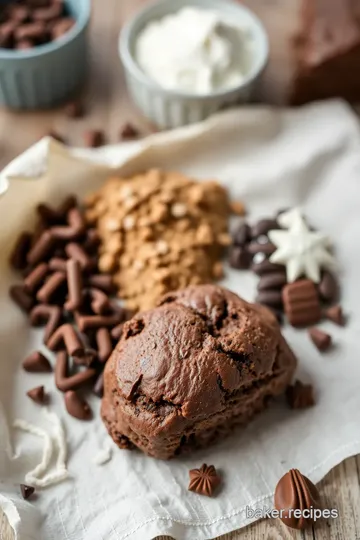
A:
[24,262,48,293]
[120,123,139,140]
[86,274,114,294]
[27,230,54,266]
[65,259,83,311]
[10,285,34,313]
[27,385,46,404]
[65,243,92,270]
[325,305,345,326]
[257,272,287,291]
[274,469,321,529]
[282,280,321,327]
[20,484,35,500]
[96,327,113,363]
[77,314,122,332]
[318,271,338,303]
[30,304,62,343]
[64,390,92,420]
[251,219,280,238]
[36,271,66,304]
[229,246,251,270]
[286,380,314,409]
[308,327,332,351]
[55,351,96,392]
[232,223,251,246]
[23,351,52,373]
[256,290,283,308]
[47,324,85,357]
[188,464,221,497]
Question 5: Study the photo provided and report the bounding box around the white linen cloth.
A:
[1,100,360,540]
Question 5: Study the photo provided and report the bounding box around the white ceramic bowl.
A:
[119,0,269,129]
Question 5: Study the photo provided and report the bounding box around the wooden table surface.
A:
[1,1,359,539]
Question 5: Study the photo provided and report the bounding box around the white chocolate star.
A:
[268,216,336,283]
[277,208,304,229]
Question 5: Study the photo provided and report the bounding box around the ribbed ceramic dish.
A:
[0,0,90,109]
[119,0,269,129]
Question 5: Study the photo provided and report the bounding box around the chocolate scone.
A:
[102,285,297,459]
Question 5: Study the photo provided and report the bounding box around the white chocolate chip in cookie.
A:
[171,203,187,218]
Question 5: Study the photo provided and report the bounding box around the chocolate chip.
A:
[257,272,287,291]
[286,380,315,409]
[232,223,251,246]
[23,351,52,373]
[49,257,67,272]
[64,390,92,420]
[229,245,251,269]
[36,271,66,304]
[20,484,35,500]
[325,305,345,326]
[308,327,332,352]
[83,129,104,148]
[256,290,283,308]
[120,123,139,140]
[318,271,338,303]
[10,285,34,313]
[27,385,46,404]
[65,259,83,311]
[9,232,32,271]
[76,314,123,332]
[251,219,280,238]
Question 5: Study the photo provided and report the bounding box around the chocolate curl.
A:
[27,230,55,266]
[9,232,32,271]
[55,351,96,392]
[65,259,83,311]
[47,323,85,357]
[36,271,66,303]
[24,262,48,293]
[96,328,113,363]
[30,304,62,343]
[10,285,34,313]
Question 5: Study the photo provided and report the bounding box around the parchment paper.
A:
[1,100,360,540]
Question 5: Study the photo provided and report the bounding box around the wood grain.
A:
[0,1,358,539]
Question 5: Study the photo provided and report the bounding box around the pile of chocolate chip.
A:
[0,0,75,50]
[229,209,345,352]
[9,196,131,420]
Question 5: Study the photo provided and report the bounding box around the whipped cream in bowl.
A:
[120,0,269,127]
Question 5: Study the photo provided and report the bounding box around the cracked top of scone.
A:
[108,285,294,421]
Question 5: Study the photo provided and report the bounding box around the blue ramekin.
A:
[0,0,90,109]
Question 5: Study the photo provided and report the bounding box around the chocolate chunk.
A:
[15,22,47,41]
[232,223,251,246]
[96,327,113,363]
[20,484,35,500]
[27,385,46,404]
[251,257,285,276]
[52,17,75,39]
[229,245,251,270]
[47,323,85,357]
[308,327,332,352]
[83,129,104,148]
[256,290,283,308]
[274,469,321,529]
[64,390,92,420]
[64,100,84,118]
[247,240,276,256]
[318,271,338,303]
[87,274,114,294]
[111,322,124,341]
[27,230,55,266]
[120,123,139,140]
[188,464,221,497]
[55,351,96,392]
[325,305,345,326]
[65,259,83,311]
[36,271,66,304]
[30,304,62,343]
[88,288,110,315]
[65,243,92,270]
[251,219,280,238]
[49,257,67,272]
[10,232,32,270]
[257,272,287,291]
[93,372,104,397]
[286,380,314,409]
[23,351,52,373]
[10,285,34,313]
[282,280,321,327]
[77,314,122,332]
[24,262,48,293]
